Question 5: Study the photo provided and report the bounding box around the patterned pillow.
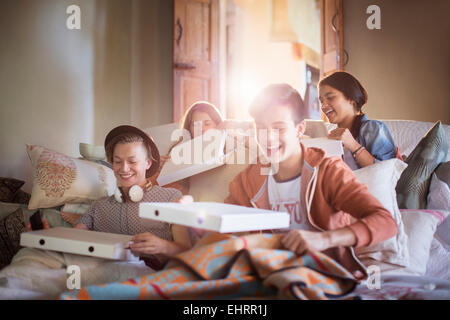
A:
[27,145,117,210]
[0,208,26,270]
[0,178,25,202]
[396,121,448,209]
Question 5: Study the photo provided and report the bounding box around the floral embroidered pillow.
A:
[26,145,116,210]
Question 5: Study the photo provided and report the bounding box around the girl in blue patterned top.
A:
[318,71,399,170]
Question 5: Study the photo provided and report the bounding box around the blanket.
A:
[0,247,153,299]
[60,233,358,300]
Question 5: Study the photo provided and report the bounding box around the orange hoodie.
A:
[224,143,398,279]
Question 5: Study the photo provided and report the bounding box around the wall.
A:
[0,0,146,192]
[344,0,449,124]
[228,0,306,120]
[0,0,173,192]
[131,0,174,130]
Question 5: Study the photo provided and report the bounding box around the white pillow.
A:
[400,209,449,275]
[27,145,116,210]
[427,173,450,212]
[356,209,449,276]
[353,159,410,267]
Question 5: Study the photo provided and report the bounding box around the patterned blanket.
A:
[60,233,358,300]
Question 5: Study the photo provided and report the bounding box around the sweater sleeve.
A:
[321,157,398,248]
[224,171,252,207]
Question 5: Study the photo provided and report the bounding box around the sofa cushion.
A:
[395,121,448,209]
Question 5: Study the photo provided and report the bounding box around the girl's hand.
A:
[26,218,50,231]
[327,128,360,152]
[130,232,170,256]
[281,230,331,256]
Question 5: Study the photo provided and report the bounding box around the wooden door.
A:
[173,0,220,122]
[320,0,344,77]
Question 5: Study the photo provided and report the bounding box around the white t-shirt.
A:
[267,173,314,231]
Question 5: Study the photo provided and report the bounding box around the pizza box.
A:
[157,129,229,186]
[145,122,184,157]
[139,202,290,233]
[301,137,344,157]
[20,227,139,261]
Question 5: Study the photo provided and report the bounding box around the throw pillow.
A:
[0,178,25,202]
[0,208,26,270]
[399,209,449,275]
[11,190,31,205]
[353,159,409,267]
[427,173,450,212]
[434,161,450,188]
[27,145,117,210]
[396,121,448,209]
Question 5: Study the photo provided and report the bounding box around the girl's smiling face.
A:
[112,142,151,188]
[319,84,357,125]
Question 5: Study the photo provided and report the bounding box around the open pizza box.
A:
[157,129,232,186]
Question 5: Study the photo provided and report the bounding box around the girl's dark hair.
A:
[249,83,306,124]
[318,71,368,137]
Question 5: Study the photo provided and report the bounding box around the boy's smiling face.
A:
[112,142,151,188]
[253,104,305,165]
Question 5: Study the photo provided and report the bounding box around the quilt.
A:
[60,233,358,300]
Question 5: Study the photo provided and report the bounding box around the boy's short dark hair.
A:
[249,83,306,124]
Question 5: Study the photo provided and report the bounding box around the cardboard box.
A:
[139,202,290,233]
[20,227,139,261]
[301,137,344,157]
[157,129,229,186]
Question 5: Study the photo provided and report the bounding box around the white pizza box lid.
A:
[139,202,290,233]
[20,227,139,261]
[301,137,344,157]
[145,123,183,157]
[157,129,229,186]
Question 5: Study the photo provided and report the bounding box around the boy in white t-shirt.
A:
[225,83,398,279]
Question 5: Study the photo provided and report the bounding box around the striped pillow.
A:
[396,121,448,209]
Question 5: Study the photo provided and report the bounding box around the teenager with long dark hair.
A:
[318,71,399,170]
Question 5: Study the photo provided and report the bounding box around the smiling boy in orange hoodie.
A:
[224,83,398,279]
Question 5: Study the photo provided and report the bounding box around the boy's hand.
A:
[281,230,331,256]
